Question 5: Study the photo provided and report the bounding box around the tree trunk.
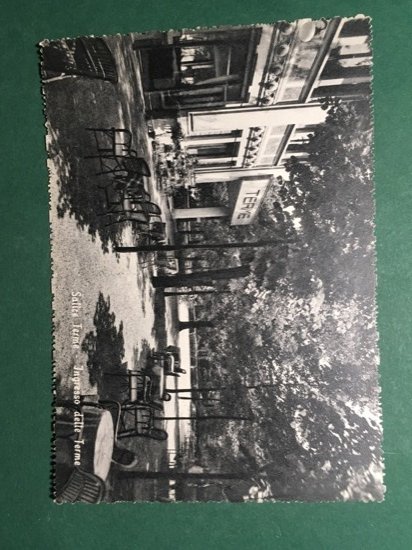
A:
[183,256,208,261]
[166,384,276,393]
[158,415,253,421]
[178,320,215,331]
[115,238,291,254]
[152,265,250,289]
[178,396,221,401]
[117,471,253,481]
[164,290,231,297]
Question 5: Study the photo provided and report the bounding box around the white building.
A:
[134,17,372,224]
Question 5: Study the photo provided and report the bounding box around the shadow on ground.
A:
[45,90,125,254]
[151,288,167,345]
[132,339,152,371]
[81,292,125,395]
[44,37,150,254]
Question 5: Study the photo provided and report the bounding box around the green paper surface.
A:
[1,0,411,547]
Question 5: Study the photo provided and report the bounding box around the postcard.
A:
[41,16,384,502]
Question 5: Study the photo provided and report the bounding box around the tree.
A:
[184,98,382,502]
[282,97,374,301]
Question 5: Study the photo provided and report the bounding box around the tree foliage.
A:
[188,99,383,501]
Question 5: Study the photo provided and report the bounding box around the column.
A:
[194,166,288,183]
[174,207,230,220]
[189,103,327,133]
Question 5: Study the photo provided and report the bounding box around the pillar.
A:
[174,207,230,220]
[189,103,327,133]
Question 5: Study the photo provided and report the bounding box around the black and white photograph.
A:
[42,16,384,503]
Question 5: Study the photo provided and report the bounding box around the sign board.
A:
[230,177,271,225]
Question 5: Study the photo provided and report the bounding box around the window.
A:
[196,142,240,159]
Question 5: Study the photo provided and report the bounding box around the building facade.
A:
[134,17,372,224]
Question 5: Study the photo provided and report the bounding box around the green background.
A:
[1,0,411,548]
